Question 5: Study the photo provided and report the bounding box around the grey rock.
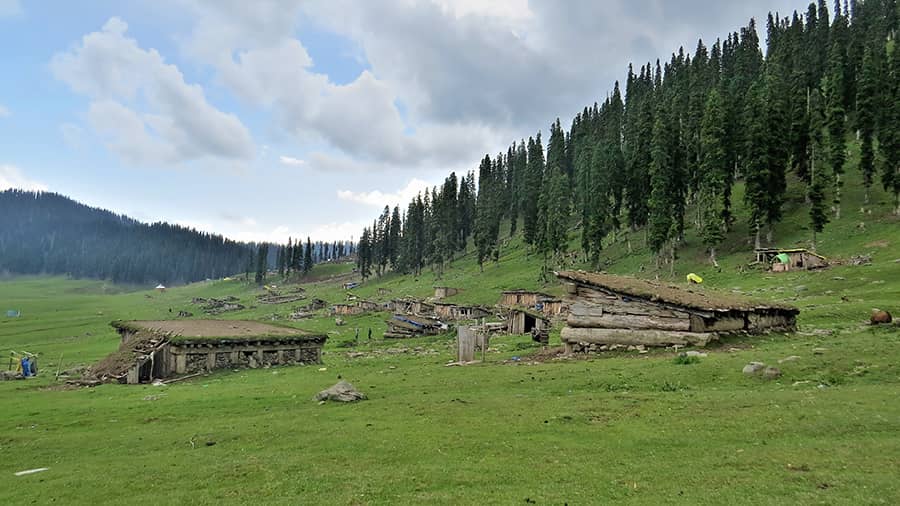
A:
[795,285,808,292]
[743,362,766,375]
[778,355,801,363]
[686,351,708,358]
[315,381,367,403]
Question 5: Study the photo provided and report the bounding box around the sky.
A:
[0,0,801,243]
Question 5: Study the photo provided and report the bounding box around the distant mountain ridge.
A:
[0,189,253,285]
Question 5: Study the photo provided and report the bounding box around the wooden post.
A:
[457,326,475,362]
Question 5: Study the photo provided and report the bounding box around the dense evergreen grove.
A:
[0,190,252,285]
[356,0,899,278]
[0,190,353,285]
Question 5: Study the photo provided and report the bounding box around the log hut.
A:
[100,320,326,384]
[433,302,491,321]
[499,290,567,316]
[556,271,799,351]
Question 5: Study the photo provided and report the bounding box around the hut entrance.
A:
[523,312,538,332]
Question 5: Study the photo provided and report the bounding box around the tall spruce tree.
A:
[881,40,900,214]
[699,88,728,265]
[824,41,847,218]
[856,43,881,203]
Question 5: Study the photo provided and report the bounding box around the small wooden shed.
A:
[557,271,798,351]
[499,290,566,316]
[755,248,828,272]
[506,307,550,335]
[433,303,491,321]
[434,286,460,299]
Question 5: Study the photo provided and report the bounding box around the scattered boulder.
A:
[848,254,872,266]
[177,310,193,318]
[685,350,708,358]
[762,367,782,380]
[335,318,346,326]
[743,362,766,375]
[315,381,367,403]
[778,356,801,364]
[871,310,893,325]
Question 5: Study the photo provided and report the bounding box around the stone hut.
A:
[755,248,828,272]
[556,271,799,352]
[101,320,326,384]
[433,286,460,299]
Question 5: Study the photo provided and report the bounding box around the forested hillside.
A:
[0,190,252,285]
[356,0,899,278]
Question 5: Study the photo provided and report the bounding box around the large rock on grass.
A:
[742,362,766,375]
[315,381,367,403]
[871,310,893,325]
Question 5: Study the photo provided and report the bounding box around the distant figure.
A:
[367,328,372,341]
[355,328,360,341]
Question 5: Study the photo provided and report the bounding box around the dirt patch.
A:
[864,240,890,248]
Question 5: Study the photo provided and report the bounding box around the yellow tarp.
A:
[686,273,703,284]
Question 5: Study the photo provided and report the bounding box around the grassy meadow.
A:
[1,170,899,504]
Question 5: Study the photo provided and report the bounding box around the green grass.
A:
[1,168,899,504]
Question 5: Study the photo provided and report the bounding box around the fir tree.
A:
[856,43,881,203]
[303,237,313,275]
[824,41,847,218]
[699,88,728,265]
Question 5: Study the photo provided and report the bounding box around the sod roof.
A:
[112,320,325,343]
[556,271,798,313]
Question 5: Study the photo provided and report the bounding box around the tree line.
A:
[1,190,353,286]
[0,190,253,285]
[356,0,900,277]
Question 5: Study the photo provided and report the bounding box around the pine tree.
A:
[474,155,497,270]
[699,88,728,265]
[388,205,401,268]
[522,134,545,246]
[881,41,900,215]
[254,243,268,284]
[808,88,831,248]
[648,102,674,263]
[856,43,881,203]
[743,80,771,249]
[824,41,847,219]
[303,237,313,275]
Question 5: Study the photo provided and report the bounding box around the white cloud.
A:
[279,155,305,167]
[0,104,9,117]
[0,0,21,17]
[50,17,254,167]
[0,164,48,192]
[337,178,431,208]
